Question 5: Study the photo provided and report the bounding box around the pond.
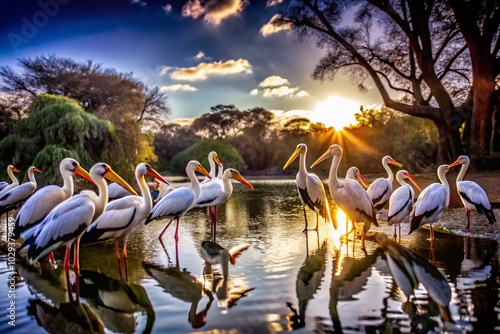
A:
[1,179,500,333]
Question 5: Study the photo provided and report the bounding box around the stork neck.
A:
[383,159,395,182]
[456,162,469,183]
[329,153,342,189]
[137,172,153,213]
[188,170,202,198]
[221,250,230,279]
[61,172,74,198]
[7,168,18,185]
[438,171,451,207]
[298,152,308,179]
[27,168,38,187]
[93,176,109,219]
[222,174,233,194]
[208,157,216,178]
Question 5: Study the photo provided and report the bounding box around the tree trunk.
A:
[434,116,463,165]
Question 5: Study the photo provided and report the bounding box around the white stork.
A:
[197,168,253,238]
[283,143,334,231]
[345,166,369,188]
[310,144,377,250]
[387,170,422,241]
[202,151,222,183]
[367,155,403,210]
[200,240,250,279]
[0,164,21,193]
[108,182,135,201]
[25,162,137,302]
[81,163,168,279]
[0,165,40,223]
[409,165,451,240]
[374,233,456,330]
[447,155,496,232]
[145,160,211,246]
[14,158,94,239]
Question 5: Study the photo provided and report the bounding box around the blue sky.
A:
[0,0,383,128]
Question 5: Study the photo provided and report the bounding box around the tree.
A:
[190,105,244,139]
[0,94,117,184]
[153,123,200,172]
[169,139,246,174]
[274,0,492,164]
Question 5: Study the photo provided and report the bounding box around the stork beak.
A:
[446,159,461,169]
[356,171,370,189]
[146,167,169,185]
[232,173,254,189]
[33,167,41,173]
[104,168,138,196]
[72,166,95,184]
[12,166,21,173]
[283,147,300,170]
[404,172,422,192]
[196,165,211,179]
[389,157,403,168]
[310,150,330,169]
[213,155,222,167]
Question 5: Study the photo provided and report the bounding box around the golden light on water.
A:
[329,208,352,249]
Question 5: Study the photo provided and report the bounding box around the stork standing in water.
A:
[200,241,250,279]
[25,163,137,302]
[283,143,334,231]
[0,166,41,234]
[387,170,422,241]
[145,160,211,251]
[82,163,168,280]
[197,168,253,240]
[367,155,403,213]
[409,165,451,241]
[447,155,496,233]
[15,158,94,239]
[310,144,377,250]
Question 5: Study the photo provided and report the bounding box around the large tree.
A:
[274,0,500,164]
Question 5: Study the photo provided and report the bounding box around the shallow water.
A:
[1,179,500,333]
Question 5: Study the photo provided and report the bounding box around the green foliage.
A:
[170,139,246,174]
[0,94,117,184]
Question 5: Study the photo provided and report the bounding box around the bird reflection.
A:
[204,272,254,309]
[142,261,214,329]
[78,269,156,334]
[287,232,326,329]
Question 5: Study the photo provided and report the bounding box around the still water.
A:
[1,179,500,333]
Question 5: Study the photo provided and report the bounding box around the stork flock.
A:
[0,144,496,328]
[284,143,496,247]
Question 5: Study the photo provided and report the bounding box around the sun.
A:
[310,95,361,130]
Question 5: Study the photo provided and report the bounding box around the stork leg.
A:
[73,238,81,302]
[174,217,180,241]
[466,209,471,233]
[63,246,74,303]
[159,218,174,243]
[398,224,401,243]
[122,242,129,282]
[115,239,123,279]
[49,252,56,266]
[212,206,217,242]
[427,223,435,241]
[315,212,319,231]
[302,206,308,232]
[392,225,397,241]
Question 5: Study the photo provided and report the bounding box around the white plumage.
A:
[0,164,21,194]
[283,143,333,231]
[366,155,403,210]
[145,160,211,243]
[0,165,40,218]
[82,163,168,279]
[388,170,422,240]
[448,155,496,232]
[197,168,253,236]
[25,162,137,302]
[201,151,222,184]
[200,240,250,279]
[108,182,134,201]
[409,165,451,240]
[14,158,93,238]
[310,144,377,250]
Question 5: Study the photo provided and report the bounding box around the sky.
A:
[0,0,384,129]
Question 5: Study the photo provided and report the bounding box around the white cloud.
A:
[251,75,308,98]
[193,51,211,61]
[258,75,290,88]
[170,58,252,81]
[266,0,283,6]
[260,14,292,37]
[163,4,172,13]
[182,0,248,25]
[158,66,172,76]
[160,84,198,92]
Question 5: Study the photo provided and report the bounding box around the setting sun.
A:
[311,95,361,130]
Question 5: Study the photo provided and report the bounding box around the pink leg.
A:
[49,252,56,266]
[302,206,308,232]
[159,219,174,242]
[115,239,122,279]
[212,207,217,242]
[63,246,74,303]
[122,242,129,282]
[174,218,180,241]
[208,207,214,233]
[392,225,397,241]
[73,238,80,302]
[466,209,471,233]
[398,224,401,243]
